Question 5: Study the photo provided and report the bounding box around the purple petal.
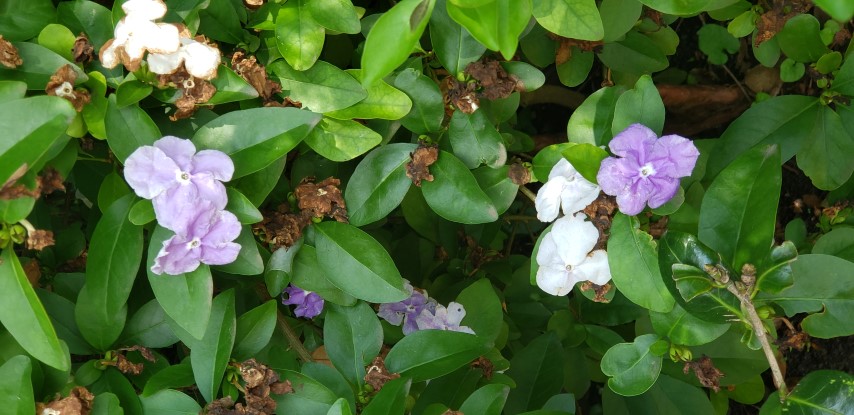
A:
[401,317,421,334]
[154,136,196,171]
[191,176,228,210]
[192,149,234,181]
[415,309,441,331]
[295,292,324,318]
[151,234,202,275]
[152,185,200,234]
[378,303,406,325]
[124,146,180,199]
[646,176,681,208]
[656,134,700,178]
[596,158,631,197]
[614,181,652,216]
[282,285,308,305]
[202,210,241,245]
[608,124,656,161]
[200,242,240,265]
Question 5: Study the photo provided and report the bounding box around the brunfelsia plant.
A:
[2,0,854,413]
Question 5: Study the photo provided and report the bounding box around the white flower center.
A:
[176,170,191,183]
[182,78,195,89]
[54,82,76,99]
[186,237,201,249]
[638,163,657,178]
[565,263,574,272]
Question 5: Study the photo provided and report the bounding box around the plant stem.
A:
[255,286,313,363]
[518,186,537,204]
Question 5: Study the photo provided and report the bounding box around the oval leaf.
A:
[385,330,489,382]
[421,151,498,224]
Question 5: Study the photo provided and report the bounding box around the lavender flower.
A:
[377,280,437,334]
[124,136,234,232]
[535,158,600,222]
[415,302,475,334]
[535,213,611,296]
[596,124,699,216]
[151,201,241,275]
[282,285,325,319]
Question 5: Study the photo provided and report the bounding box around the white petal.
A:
[122,0,168,21]
[535,232,563,268]
[147,50,184,74]
[122,18,160,60]
[145,23,181,54]
[445,302,467,326]
[183,40,221,79]
[560,179,600,215]
[535,177,565,222]
[99,39,120,69]
[536,264,576,296]
[575,249,612,285]
[113,19,132,44]
[550,213,599,266]
[547,158,576,181]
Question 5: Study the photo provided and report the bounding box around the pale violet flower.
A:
[415,302,475,334]
[151,201,241,275]
[535,158,600,222]
[536,213,611,296]
[124,136,233,233]
[282,285,325,319]
[597,124,700,216]
[99,0,180,71]
[378,280,437,334]
[148,36,221,80]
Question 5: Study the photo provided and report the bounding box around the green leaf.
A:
[698,24,739,65]
[142,362,195,397]
[814,0,854,21]
[393,68,445,134]
[326,70,413,120]
[192,107,321,178]
[603,375,716,415]
[600,334,662,396]
[270,60,367,113]
[307,0,361,34]
[310,221,408,303]
[0,95,75,186]
[505,332,564,414]
[293,244,358,306]
[264,242,300,297]
[557,48,594,87]
[597,32,668,76]
[212,225,264,275]
[501,61,545,92]
[532,0,603,41]
[121,299,179,349]
[323,302,383,387]
[361,378,411,415]
[191,289,236,403]
[360,0,436,87]
[813,227,854,262]
[608,214,676,313]
[57,0,114,49]
[345,143,417,226]
[225,188,263,224]
[797,106,854,190]
[472,166,518,216]
[649,303,729,346]
[612,75,665,135]
[0,42,87,89]
[459,383,510,415]
[755,241,797,293]
[600,0,643,42]
[0,80,26,102]
[760,370,854,415]
[208,65,260,105]
[75,194,142,351]
[140,389,203,414]
[448,109,507,169]
[566,86,624,146]
[275,0,325,71]
[699,145,781,271]
[688,327,767,385]
[658,232,742,323]
[446,0,532,60]
[116,80,153,108]
[147,226,213,340]
[776,14,829,63]
[0,0,55,41]
[105,95,161,163]
[198,0,246,44]
[422,151,499,224]
[831,54,854,96]
[304,118,382,162]
[456,279,504,346]
[634,0,710,15]
[90,368,142,415]
[37,289,96,355]
[763,254,854,339]
[532,143,575,181]
[327,398,355,415]
[37,24,76,61]
[128,199,154,226]
[385,330,489,382]
[563,143,608,183]
[429,0,486,76]
[274,370,339,414]
[233,157,287,207]
[96,171,131,213]
[0,356,33,415]
[233,301,277,360]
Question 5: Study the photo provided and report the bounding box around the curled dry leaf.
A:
[406,143,439,187]
[364,355,400,391]
[26,230,55,251]
[73,34,95,64]
[550,34,604,66]
[465,59,518,100]
[295,177,348,223]
[683,355,725,392]
[0,35,22,68]
[36,386,95,415]
[46,65,91,112]
[231,50,282,102]
[204,359,292,415]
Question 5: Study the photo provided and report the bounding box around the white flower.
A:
[535,213,611,296]
[535,158,600,222]
[148,37,221,80]
[99,0,180,71]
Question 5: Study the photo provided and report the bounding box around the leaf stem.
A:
[518,186,537,204]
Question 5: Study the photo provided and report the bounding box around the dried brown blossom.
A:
[295,177,348,223]
[0,35,22,68]
[364,355,400,392]
[26,230,55,251]
[582,193,617,250]
[203,359,291,415]
[406,143,439,187]
[508,162,531,185]
[683,355,725,392]
[73,34,95,64]
[158,67,217,120]
[115,354,144,375]
[231,50,282,102]
[579,281,613,303]
[36,386,95,415]
[442,76,479,114]
[470,356,494,380]
[40,168,66,195]
[46,65,91,112]
[755,0,811,46]
[465,59,519,100]
[1,167,65,201]
[253,205,312,250]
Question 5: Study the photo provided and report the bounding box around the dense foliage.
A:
[1,0,854,414]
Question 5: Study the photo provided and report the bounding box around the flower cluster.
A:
[124,136,241,275]
[281,285,325,319]
[100,0,220,79]
[378,280,475,335]
[597,124,700,216]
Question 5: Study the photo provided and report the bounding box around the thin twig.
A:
[721,64,752,104]
[255,286,313,363]
[518,186,537,204]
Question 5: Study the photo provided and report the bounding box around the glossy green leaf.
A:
[0,0,55,41]
[776,14,829,63]
[608,214,676,313]
[566,86,624,146]
[271,60,367,113]
[191,289,236,403]
[327,70,413,120]
[197,0,246,44]
[225,188,263,224]
[698,24,739,65]
[208,65,260,105]
[89,367,142,415]
[813,227,854,262]
[649,303,729,346]
[797,106,854,190]
[421,150,498,224]
[96,171,131,213]
[755,241,797,293]
[105,95,161,163]
[763,254,854,339]
[505,332,564,414]
[327,398,355,415]
[446,0,531,60]
[557,48,594,87]
[532,0,603,41]
[275,0,324,70]
[429,0,486,75]
[36,289,94,355]
[603,375,716,415]
[192,106,321,178]
[274,370,339,414]
[0,42,86,89]
[472,166,518,216]
[116,80,153,108]
[307,0,361,34]
[142,362,195,397]
[699,145,781,271]
[121,299,179,349]
[532,143,575,181]
[305,118,382,162]
[598,32,668,76]
[634,0,710,15]
[448,109,507,169]
[0,80,26,102]
[324,302,383,387]
[140,389,203,414]
[393,68,445,134]
[385,330,489,382]
[37,24,75,61]
[233,156,287,207]
[57,0,117,49]
[0,355,33,415]
[345,143,417,226]
[293,244,358,306]
[459,383,510,415]
[456,279,504,345]
[361,377,411,415]
[360,0,436,87]
[814,0,854,21]
[760,370,854,415]
[75,194,142,351]
[128,199,155,226]
[264,241,300,297]
[310,221,408,303]
[612,75,665,135]
[233,300,277,360]
[600,334,662,396]
[563,143,608,183]
[501,61,545,92]
[147,226,213,340]
[601,0,643,42]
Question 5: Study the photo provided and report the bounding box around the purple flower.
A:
[282,285,324,319]
[596,124,699,216]
[151,201,241,275]
[377,280,437,334]
[124,136,234,232]
[415,302,475,334]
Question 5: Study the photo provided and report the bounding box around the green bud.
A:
[756,305,774,319]
[9,224,25,244]
[668,344,692,362]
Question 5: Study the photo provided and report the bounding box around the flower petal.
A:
[535,177,565,222]
[182,41,221,80]
[536,264,574,296]
[614,183,650,216]
[124,145,180,199]
[609,123,656,161]
[192,149,234,181]
[146,23,181,54]
[192,177,228,210]
[202,210,241,246]
[200,242,240,265]
[377,303,406,325]
[445,302,467,326]
[147,49,184,75]
[415,308,441,331]
[596,157,630,197]
[561,179,600,215]
[154,136,196,170]
[122,0,168,21]
[99,39,120,69]
[656,134,700,178]
[535,232,562,268]
[646,176,680,208]
[550,213,598,266]
[575,249,612,285]
[547,158,576,181]
[282,285,308,305]
[151,234,202,275]
[152,185,200,234]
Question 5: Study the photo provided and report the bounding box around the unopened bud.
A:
[741,263,756,287]
[756,305,774,319]
[9,224,25,244]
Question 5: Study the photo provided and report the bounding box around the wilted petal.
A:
[147,49,184,75]
[415,308,441,331]
[536,264,574,296]
[124,145,180,199]
[377,302,406,326]
[535,177,565,222]
[445,302,467,326]
[192,149,234,181]
[151,234,202,275]
[183,41,221,80]
[122,0,168,21]
[575,249,612,286]
[146,23,181,54]
[656,134,700,178]
[550,213,598,266]
[609,123,656,161]
[560,178,600,216]
[646,176,680,208]
[121,18,160,60]
[99,39,120,69]
[154,136,196,170]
